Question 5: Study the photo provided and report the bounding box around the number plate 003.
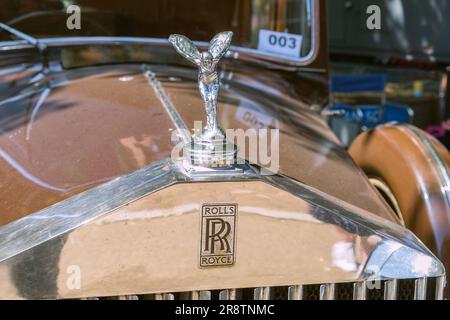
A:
[258,29,303,58]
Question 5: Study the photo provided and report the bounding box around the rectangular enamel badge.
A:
[200,203,237,267]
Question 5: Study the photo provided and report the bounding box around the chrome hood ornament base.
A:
[169,32,238,169]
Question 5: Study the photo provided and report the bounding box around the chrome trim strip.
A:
[414,277,427,300]
[0,36,169,50]
[143,65,190,143]
[0,33,318,68]
[435,276,446,300]
[320,284,335,300]
[262,174,434,259]
[353,282,367,300]
[288,285,304,300]
[0,159,259,265]
[0,159,176,263]
[384,279,398,300]
[254,287,271,300]
[0,22,39,46]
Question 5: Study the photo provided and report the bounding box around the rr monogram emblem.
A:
[200,203,237,267]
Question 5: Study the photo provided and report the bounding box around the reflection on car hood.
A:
[0,63,397,225]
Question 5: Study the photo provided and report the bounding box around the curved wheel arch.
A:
[349,124,450,297]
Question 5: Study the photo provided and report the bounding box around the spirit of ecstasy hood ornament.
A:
[169,31,238,169]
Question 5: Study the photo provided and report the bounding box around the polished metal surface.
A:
[353,282,367,300]
[0,159,175,264]
[435,276,446,300]
[0,55,396,225]
[154,293,175,300]
[414,277,428,300]
[0,23,41,47]
[169,31,232,136]
[0,160,445,299]
[219,289,236,300]
[405,124,450,203]
[0,4,445,298]
[0,159,258,265]
[0,35,316,68]
[191,291,211,300]
[78,277,442,300]
[0,61,444,298]
[384,279,398,300]
[143,66,190,143]
[169,31,238,168]
[117,295,138,300]
[254,287,271,300]
[288,285,304,300]
[319,284,335,300]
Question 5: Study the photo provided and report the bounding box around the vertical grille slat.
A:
[435,276,446,300]
[384,279,398,300]
[319,284,336,300]
[154,293,175,300]
[81,276,445,300]
[191,291,211,300]
[117,295,139,300]
[254,287,271,300]
[414,278,427,300]
[219,289,236,300]
[288,285,304,300]
[191,291,199,300]
[353,281,367,300]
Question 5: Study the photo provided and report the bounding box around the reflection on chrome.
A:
[332,242,358,272]
[0,149,67,192]
[0,158,445,299]
[25,88,50,141]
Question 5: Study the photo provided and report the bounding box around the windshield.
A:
[0,0,315,63]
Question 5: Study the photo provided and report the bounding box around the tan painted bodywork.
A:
[349,125,450,297]
[11,181,374,299]
[0,65,397,226]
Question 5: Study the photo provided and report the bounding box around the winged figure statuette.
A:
[169,31,233,139]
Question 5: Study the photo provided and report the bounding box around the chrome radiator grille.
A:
[84,276,446,300]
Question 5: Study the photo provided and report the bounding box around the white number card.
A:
[257,29,303,58]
